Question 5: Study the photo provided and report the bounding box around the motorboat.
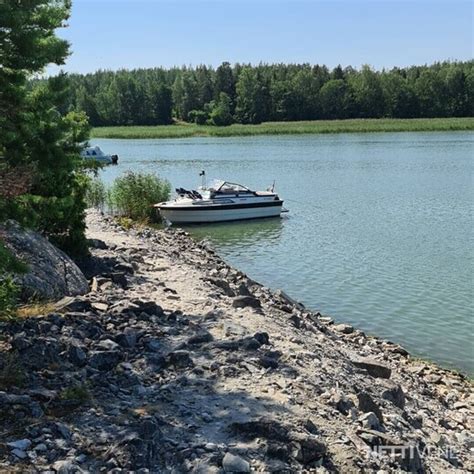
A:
[155,175,286,224]
[80,146,118,165]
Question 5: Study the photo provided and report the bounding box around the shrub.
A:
[60,383,91,404]
[188,110,208,125]
[0,242,26,319]
[0,277,20,319]
[106,171,170,222]
[0,241,28,274]
[85,176,106,209]
[0,353,26,389]
[210,92,234,126]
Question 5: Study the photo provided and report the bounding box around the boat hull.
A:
[158,201,283,224]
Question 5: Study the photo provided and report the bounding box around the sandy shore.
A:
[0,210,472,473]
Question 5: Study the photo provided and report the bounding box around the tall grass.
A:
[106,171,171,222]
[0,242,27,319]
[85,176,106,210]
[91,117,474,140]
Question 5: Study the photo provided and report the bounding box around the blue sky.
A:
[51,0,473,74]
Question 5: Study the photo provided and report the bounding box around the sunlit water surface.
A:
[95,132,473,374]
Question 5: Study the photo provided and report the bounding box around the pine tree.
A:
[0,0,91,255]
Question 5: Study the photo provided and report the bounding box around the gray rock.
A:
[333,323,354,334]
[11,449,27,459]
[222,452,250,472]
[52,459,82,473]
[28,387,58,401]
[115,262,135,274]
[359,412,381,431]
[88,350,122,371]
[381,384,405,409]
[109,272,128,288]
[116,329,138,348]
[237,283,252,296]
[330,392,355,415]
[0,220,89,301]
[96,339,120,351]
[259,355,279,369]
[231,418,290,442]
[133,300,163,316]
[291,433,326,465]
[145,338,161,352]
[208,277,235,297]
[68,344,87,367]
[11,333,30,350]
[166,350,193,368]
[350,357,391,379]
[357,391,384,424]
[55,296,92,313]
[7,439,32,450]
[0,392,32,405]
[274,289,305,310]
[253,332,270,345]
[88,238,107,249]
[232,295,262,309]
[240,337,262,350]
[187,331,214,345]
[91,301,108,312]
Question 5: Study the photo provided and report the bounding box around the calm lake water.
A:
[95,132,473,374]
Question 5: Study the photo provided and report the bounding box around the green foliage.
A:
[210,93,233,126]
[235,67,268,124]
[85,176,106,209]
[189,109,209,125]
[0,353,26,389]
[0,0,91,257]
[60,384,91,404]
[91,117,474,139]
[60,60,473,128]
[319,80,353,119]
[0,241,28,274]
[0,243,26,319]
[107,171,171,222]
[0,276,20,320]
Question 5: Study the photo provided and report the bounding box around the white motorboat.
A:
[80,146,118,165]
[155,176,285,224]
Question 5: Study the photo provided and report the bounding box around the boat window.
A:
[218,182,251,193]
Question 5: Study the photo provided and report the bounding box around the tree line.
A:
[64,61,474,127]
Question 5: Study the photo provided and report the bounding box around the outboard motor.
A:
[111,154,119,165]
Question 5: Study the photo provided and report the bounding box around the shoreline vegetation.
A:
[91,117,474,139]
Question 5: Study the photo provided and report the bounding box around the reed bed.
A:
[91,117,474,140]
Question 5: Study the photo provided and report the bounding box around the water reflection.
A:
[94,132,474,374]
[184,216,285,250]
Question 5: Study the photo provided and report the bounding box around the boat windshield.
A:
[209,181,252,193]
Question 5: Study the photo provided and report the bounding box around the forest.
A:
[64,61,474,127]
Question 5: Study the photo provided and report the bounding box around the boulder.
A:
[381,384,406,409]
[88,350,122,371]
[333,323,354,334]
[222,453,250,473]
[350,357,391,379]
[232,295,262,309]
[357,391,384,424]
[0,220,89,301]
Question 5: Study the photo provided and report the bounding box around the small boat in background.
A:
[81,146,118,165]
[155,172,286,224]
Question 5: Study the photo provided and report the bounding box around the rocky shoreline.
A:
[0,210,472,473]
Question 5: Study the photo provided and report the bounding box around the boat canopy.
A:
[81,146,106,157]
